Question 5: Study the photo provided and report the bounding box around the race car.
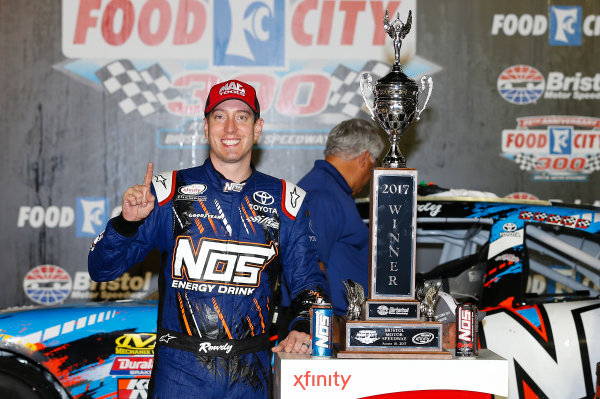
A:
[0,300,157,399]
[1,194,599,398]
[405,192,600,399]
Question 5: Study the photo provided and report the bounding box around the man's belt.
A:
[157,328,270,357]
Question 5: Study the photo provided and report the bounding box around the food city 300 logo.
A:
[58,1,440,149]
[501,115,600,181]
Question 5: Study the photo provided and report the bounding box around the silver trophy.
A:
[360,10,433,168]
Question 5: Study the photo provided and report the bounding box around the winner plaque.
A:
[337,10,449,359]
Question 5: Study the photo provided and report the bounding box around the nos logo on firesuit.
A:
[214,0,285,66]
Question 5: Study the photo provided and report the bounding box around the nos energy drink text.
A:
[311,303,333,358]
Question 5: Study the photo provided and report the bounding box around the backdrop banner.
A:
[1,0,599,308]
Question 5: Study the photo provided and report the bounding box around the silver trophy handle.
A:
[415,75,433,121]
[359,72,376,120]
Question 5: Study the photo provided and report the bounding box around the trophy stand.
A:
[336,10,450,359]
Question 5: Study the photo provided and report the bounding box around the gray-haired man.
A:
[298,118,386,316]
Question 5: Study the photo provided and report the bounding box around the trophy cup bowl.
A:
[360,10,433,168]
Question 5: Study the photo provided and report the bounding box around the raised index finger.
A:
[143,162,154,187]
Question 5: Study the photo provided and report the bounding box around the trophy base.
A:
[341,320,444,354]
[364,299,420,321]
[336,350,452,359]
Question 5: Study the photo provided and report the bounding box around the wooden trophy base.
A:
[336,350,452,359]
[337,319,452,359]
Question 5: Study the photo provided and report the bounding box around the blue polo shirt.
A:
[298,160,370,315]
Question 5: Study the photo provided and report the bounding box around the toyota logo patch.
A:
[253,191,274,205]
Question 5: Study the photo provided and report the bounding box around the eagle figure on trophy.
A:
[383,10,412,66]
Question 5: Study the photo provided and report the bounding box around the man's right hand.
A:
[122,162,156,222]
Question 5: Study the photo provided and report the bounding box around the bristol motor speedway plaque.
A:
[341,321,444,353]
[365,299,420,321]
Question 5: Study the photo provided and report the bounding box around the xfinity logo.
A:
[179,184,207,195]
[253,191,274,205]
[293,371,351,391]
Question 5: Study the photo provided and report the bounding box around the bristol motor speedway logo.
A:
[497,65,600,105]
[23,264,73,305]
[59,0,441,148]
[501,115,600,181]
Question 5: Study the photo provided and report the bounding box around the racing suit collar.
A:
[204,158,256,192]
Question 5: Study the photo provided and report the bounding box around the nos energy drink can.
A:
[456,303,479,357]
[310,303,333,358]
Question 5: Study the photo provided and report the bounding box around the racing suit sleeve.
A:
[280,197,329,333]
[88,193,160,282]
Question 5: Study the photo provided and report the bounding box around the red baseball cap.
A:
[204,79,260,118]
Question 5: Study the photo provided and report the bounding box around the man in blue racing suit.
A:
[88,79,328,399]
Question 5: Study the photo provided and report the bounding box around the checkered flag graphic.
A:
[584,153,600,173]
[534,212,547,222]
[96,60,182,117]
[547,214,562,224]
[513,153,537,171]
[576,219,591,229]
[324,60,390,119]
[561,216,577,226]
[519,211,533,220]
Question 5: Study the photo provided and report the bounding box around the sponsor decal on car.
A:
[118,378,150,399]
[115,333,156,355]
[110,357,153,376]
